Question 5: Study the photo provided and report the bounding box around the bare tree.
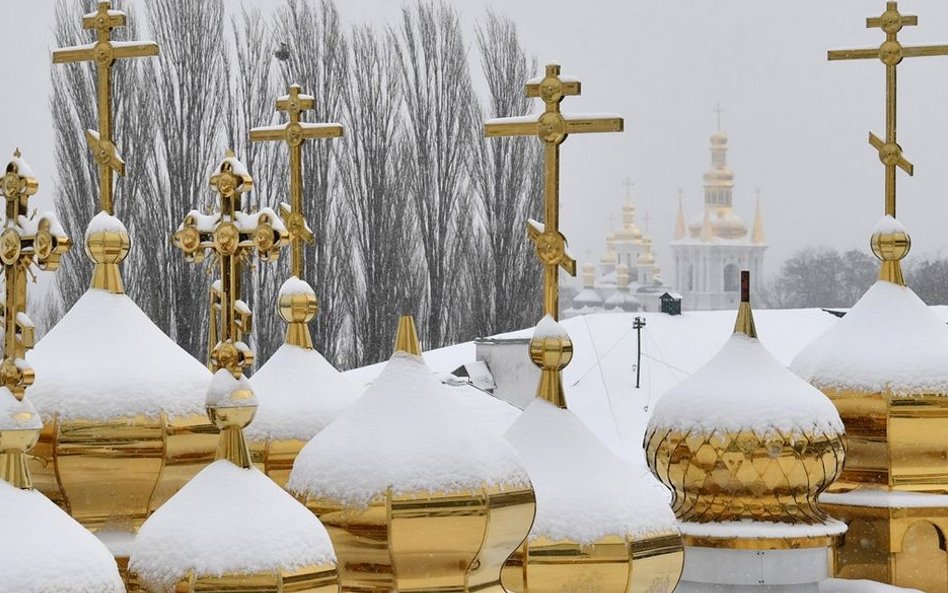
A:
[270,0,349,365]
[467,11,542,336]
[392,2,476,349]
[338,25,423,367]
[48,0,155,322]
[143,0,228,359]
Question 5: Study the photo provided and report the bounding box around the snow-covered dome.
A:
[0,480,125,593]
[646,280,845,538]
[26,214,215,535]
[131,460,335,593]
[246,277,359,486]
[289,316,534,593]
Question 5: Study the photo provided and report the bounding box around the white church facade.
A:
[671,129,766,311]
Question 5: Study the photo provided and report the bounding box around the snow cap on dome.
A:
[507,399,676,543]
[206,369,256,408]
[791,280,948,396]
[651,332,843,436]
[85,211,128,239]
[0,389,42,431]
[0,480,124,593]
[288,351,529,506]
[131,460,334,593]
[279,276,315,297]
[246,343,359,442]
[27,289,210,421]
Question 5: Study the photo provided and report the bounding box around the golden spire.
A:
[250,85,343,349]
[733,270,757,338]
[52,2,157,294]
[485,64,622,409]
[829,2,948,284]
[751,191,765,244]
[393,314,422,356]
[52,1,158,216]
[699,208,713,242]
[0,151,71,488]
[485,63,623,320]
[673,190,686,240]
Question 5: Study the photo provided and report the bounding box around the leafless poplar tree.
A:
[143,0,228,359]
[338,26,423,367]
[393,2,476,349]
[467,12,543,336]
[48,0,155,323]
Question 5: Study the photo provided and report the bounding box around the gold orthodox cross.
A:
[485,63,623,320]
[52,1,158,215]
[250,84,343,280]
[0,151,71,400]
[829,2,948,219]
[173,152,288,375]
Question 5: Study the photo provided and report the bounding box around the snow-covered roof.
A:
[131,460,334,593]
[791,280,948,396]
[246,343,359,442]
[506,399,677,543]
[650,333,843,436]
[820,488,948,509]
[678,518,846,540]
[572,287,603,307]
[27,289,210,420]
[288,352,529,506]
[0,480,124,593]
[820,579,922,593]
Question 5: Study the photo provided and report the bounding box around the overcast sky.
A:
[6,0,948,292]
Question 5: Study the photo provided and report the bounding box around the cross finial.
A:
[622,178,635,200]
[250,84,343,350]
[829,2,948,220]
[52,1,158,215]
[714,103,725,131]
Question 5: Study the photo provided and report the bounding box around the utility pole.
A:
[633,316,646,389]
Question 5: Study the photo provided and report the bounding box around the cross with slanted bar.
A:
[250,84,343,280]
[485,63,623,320]
[828,2,948,219]
[52,1,158,215]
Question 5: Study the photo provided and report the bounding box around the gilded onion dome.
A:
[791,216,948,493]
[503,316,683,593]
[614,202,644,242]
[246,277,359,487]
[131,371,337,593]
[288,316,534,593]
[646,273,846,548]
[0,391,124,593]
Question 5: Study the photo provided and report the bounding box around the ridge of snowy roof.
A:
[506,399,677,543]
[288,352,529,506]
[246,343,359,442]
[791,280,948,396]
[131,460,334,593]
[0,480,124,593]
[651,333,843,435]
[27,289,210,421]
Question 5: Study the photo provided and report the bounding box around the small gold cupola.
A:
[289,314,535,593]
[245,85,358,487]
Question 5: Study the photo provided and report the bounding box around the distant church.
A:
[671,128,766,310]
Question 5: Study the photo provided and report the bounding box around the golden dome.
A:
[646,276,846,547]
[615,202,644,242]
[289,316,535,593]
[687,208,748,241]
[710,131,728,146]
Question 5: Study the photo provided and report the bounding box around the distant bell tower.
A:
[671,116,767,311]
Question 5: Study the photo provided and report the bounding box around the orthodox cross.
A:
[0,151,71,400]
[173,151,288,375]
[829,2,948,219]
[52,1,158,215]
[250,84,343,279]
[622,178,635,200]
[485,63,623,320]
[714,103,725,131]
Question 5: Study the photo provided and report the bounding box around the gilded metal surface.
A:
[681,534,835,551]
[394,314,422,355]
[52,1,158,216]
[645,425,845,525]
[248,438,305,488]
[733,271,756,338]
[173,151,288,374]
[305,484,536,593]
[485,64,622,321]
[501,533,683,593]
[142,564,338,593]
[824,501,948,593]
[528,333,572,409]
[823,389,948,492]
[828,2,948,285]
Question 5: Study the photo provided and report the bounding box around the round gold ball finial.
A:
[279,289,318,324]
[871,227,911,263]
[529,331,573,373]
[84,227,131,265]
